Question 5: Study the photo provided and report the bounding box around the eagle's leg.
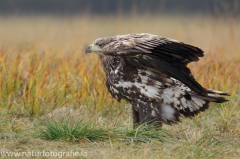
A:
[132,105,140,127]
[138,102,163,127]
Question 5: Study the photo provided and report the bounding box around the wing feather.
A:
[106,34,207,96]
[126,55,207,96]
[113,35,204,65]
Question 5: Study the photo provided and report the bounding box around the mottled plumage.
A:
[85,33,229,127]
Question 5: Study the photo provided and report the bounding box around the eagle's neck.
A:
[99,55,114,75]
[99,55,123,75]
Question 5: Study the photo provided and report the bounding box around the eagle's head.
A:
[85,37,115,55]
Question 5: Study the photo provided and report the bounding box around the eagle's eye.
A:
[98,43,104,47]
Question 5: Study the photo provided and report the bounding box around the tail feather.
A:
[195,88,230,103]
[132,88,229,126]
[196,94,229,103]
[205,88,230,96]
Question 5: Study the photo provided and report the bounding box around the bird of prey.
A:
[85,33,229,127]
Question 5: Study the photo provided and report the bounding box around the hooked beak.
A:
[85,44,102,54]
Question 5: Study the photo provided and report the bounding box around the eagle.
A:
[85,33,229,127]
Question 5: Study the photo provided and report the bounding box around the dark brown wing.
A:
[116,36,204,66]
[110,35,207,96]
[126,54,207,96]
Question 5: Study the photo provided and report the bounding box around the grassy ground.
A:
[0,14,239,158]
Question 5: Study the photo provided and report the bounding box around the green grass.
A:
[0,14,239,158]
[38,117,109,142]
[38,116,172,143]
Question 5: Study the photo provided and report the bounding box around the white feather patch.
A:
[192,97,204,107]
[151,110,156,117]
[161,104,176,121]
[114,66,120,74]
[186,101,194,112]
[115,81,160,98]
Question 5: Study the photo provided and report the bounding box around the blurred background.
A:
[0,0,239,16]
[0,0,239,53]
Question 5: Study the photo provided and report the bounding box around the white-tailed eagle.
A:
[85,33,229,127]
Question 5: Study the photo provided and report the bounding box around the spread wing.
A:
[105,34,207,96]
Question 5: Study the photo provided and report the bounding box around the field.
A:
[0,14,239,158]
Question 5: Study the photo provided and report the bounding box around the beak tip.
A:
[85,46,91,54]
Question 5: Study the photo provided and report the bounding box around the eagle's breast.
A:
[105,57,167,106]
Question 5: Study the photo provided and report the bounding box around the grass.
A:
[38,116,172,143]
[0,14,239,158]
[38,117,110,142]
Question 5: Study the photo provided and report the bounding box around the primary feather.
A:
[85,33,229,126]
